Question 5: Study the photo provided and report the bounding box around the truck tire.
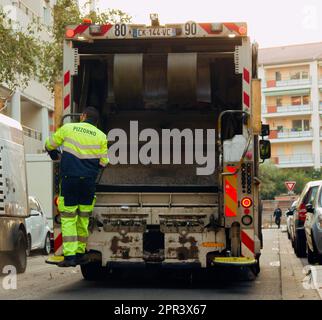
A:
[250,258,261,277]
[307,235,320,265]
[81,261,105,281]
[26,234,32,257]
[10,230,27,274]
[307,244,318,265]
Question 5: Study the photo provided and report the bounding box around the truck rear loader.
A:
[48,15,270,280]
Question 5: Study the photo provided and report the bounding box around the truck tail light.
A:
[241,197,253,208]
[54,196,59,207]
[65,29,75,38]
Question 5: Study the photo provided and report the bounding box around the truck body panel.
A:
[53,19,262,271]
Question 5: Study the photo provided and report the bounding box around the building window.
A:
[291,96,301,105]
[302,71,309,79]
[303,95,310,105]
[43,6,50,25]
[291,95,310,106]
[277,126,283,132]
[304,120,310,131]
[292,120,310,131]
[292,120,302,131]
[276,97,283,106]
[275,71,282,81]
[290,70,309,80]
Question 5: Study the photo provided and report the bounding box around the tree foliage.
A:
[0,8,41,90]
[259,162,322,200]
[0,1,131,92]
[39,0,131,92]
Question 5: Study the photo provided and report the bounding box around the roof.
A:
[0,113,22,131]
[259,42,322,66]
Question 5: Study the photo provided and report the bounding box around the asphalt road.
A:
[0,229,320,300]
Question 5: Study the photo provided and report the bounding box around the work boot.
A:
[76,253,90,265]
[58,255,77,268]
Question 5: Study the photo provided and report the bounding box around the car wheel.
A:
[307,242,318,265]
[295,231,307,258]
[26,234,31,257]
[81,261,106,281]
[42,233,51,255]
[10,230,27,274]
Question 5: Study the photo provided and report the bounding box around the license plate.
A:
[132,27,176,38]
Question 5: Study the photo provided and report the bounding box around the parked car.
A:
[286,199,298,240]
[25,196,52,256]
[291,181,321,258]
[304,181,322,264]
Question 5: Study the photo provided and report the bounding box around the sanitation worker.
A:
[45,107,108,267]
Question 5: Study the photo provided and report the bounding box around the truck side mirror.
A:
[306,203,314,214]
[259,140,271,160]
[261,124,270,137]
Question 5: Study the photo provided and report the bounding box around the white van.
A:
[0,113,28,274]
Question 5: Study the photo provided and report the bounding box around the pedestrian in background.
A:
[273,207,282,229]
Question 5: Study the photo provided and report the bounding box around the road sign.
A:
[285,181,296,192]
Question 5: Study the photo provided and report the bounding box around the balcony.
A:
[269,129,313,142]
[262,77,312,96]
[263,103,312,117]
[272,154,314,168]
[22,125,43,154]
[263,77,311,88]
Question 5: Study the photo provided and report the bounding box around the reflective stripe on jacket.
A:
[45,121,108,178]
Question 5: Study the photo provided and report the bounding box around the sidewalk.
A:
[265,227,321,300]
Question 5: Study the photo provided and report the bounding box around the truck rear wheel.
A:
[10,230,27,274]
[251,258,260,276]
[81,261,106,281]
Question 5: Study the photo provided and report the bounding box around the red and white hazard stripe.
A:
[54,229,63,255]
[243,67,251,110]
[63,69,71,113]
[241,229,255,258]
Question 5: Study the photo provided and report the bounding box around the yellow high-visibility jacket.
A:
[45,121,108,178]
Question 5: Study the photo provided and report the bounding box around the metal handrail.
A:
[263,103,312,114]
[22,125,42,141]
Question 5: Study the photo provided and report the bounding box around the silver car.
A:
[304,181,322,264]
[286,200,298,241]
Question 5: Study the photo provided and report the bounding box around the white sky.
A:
[79,0,322,48]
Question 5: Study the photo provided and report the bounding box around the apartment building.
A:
[0,0,56,154]
[259,42,322,169]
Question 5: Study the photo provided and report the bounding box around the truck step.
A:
[212,257,257,267]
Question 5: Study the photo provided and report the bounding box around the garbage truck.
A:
[49,15,271,280]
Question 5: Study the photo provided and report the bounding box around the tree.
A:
[0,8,41,90]
[259,161,322,200]
[38,0,131,92]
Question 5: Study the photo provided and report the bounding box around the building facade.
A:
[259,42,322,169]
[0,0,56,154]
